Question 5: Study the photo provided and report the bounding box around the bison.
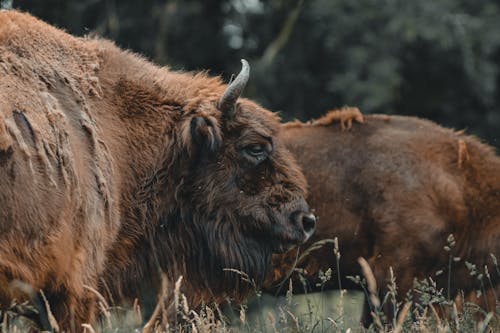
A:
[266,109,500,326]
[0,11,315,331]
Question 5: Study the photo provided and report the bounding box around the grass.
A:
[0,243,499,332]
[118,272,498,333]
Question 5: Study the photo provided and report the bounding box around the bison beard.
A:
[266,110,500,327]
[158,211,272,300]
[0,11,314,331]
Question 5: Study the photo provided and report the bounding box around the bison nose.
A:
[301,212,316,240]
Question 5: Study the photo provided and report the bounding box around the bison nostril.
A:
[302,213,316,234]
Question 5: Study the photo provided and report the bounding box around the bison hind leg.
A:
[40,287,96,333]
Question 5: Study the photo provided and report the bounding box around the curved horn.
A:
[219,59,250,117]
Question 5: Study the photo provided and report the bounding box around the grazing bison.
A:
[0,11,315,331]
[266,109,500,326]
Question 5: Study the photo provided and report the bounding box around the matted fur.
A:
[267,112,500,325]
[282,106,364,130]
[0,11,311,330]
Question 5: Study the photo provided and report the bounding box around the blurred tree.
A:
[13,0,500,147]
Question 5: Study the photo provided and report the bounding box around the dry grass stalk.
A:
[81,323,96,333]
[393,301,412,333]
[83,285,109,308]
[172,275,183,324]
[239,305,246,325]
[83,284,112,330]
[39,290,60,333]
[452,301,460,330]
[2,312,8,333]
[297,239,336,264]
[370,311,385,332]
[358,257,380,308]
[143,272,170,333]
[477,312,494,333]
[286,309,300,331]
[429,303,443,329]
[132,298,142,324]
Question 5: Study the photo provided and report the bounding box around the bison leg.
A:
[360,255,422,328]
[360,285,402,328]
[31,292,56,332]
[43,287,96,332]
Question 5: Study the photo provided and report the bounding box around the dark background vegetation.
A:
[9,0,500,148]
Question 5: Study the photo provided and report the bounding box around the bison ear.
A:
[190,116,221,154]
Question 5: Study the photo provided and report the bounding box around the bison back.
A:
[269,114,500,302]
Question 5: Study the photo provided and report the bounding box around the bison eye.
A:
[244,144,267,160]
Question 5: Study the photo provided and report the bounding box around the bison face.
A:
[157,61,315,301]
[189,98,315,252]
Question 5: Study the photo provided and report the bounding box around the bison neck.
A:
[93,47,270,304]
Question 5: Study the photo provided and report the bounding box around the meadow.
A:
[1,240,498,333]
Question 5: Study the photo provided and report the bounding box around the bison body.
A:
[0,11,314,330]
[267,111,500,325]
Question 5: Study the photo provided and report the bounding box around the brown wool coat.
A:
[0,11,310,330]
[266,109,500,325]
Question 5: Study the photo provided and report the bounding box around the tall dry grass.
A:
[0,239,499,332]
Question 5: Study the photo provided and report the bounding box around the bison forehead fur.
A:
[0,11,311,329]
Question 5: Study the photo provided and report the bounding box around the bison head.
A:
[145,60,315,302]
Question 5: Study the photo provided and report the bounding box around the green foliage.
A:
[9,0,499,148]
[14,0,500,147]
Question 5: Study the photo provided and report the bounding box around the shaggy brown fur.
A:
[0,11,314,331]
[283,106,364,130]
[266,111,500,326]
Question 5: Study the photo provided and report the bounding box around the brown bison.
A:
[0,11,315,331]
[266,109,500,326]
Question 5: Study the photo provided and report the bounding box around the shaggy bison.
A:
[0,11,315,331]
[266,109,499,326]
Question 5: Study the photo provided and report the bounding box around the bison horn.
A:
[219,59,250,117]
